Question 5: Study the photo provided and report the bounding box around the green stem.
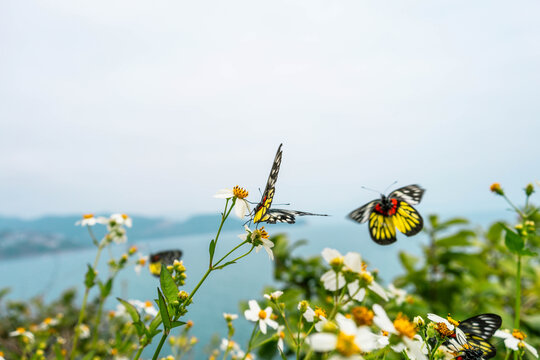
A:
[243,323,259,359]
[70,228,105,360]
[503,195,526,219]
[152,330,169,360]
[514,254,522,330]
[213,241,250,267]
[132,346,144,360]
[210,198,235,266]
[90,296,106,347]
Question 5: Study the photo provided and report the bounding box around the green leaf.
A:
[399,251,418,272]
[436,230,475,247]
[171,320,187,329]
[149,312,162,334]
[505,229,524,254]
[209,239,216,258]
[84,264,97,288]
[98,278,113,298]
[157,288,171,330]
[81,352,96,360]
[116,297,141,323]
[214,261,237,270]
[160,264,178,304]
[519,248,538,257]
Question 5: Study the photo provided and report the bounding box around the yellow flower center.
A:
[336,331,361,356]
[512,329,526,340]
[393,313,416,339]
[257,227,269,239]
[435,322,454,337]
[314,307,327,319]
[351,306,374,326]
[122,214,129,220]
[111,348,118,355]
[360,272,373,284]
[233,185,249,199]
[382,330,389,336]
[44,317,53,325]
[330,257,344,267]
[279,331,285,339]
[186,320,194,328]
[361,262,368,271]
[447,315,460,327]
[82,214,94,219]
[258,310,267,320]
[138,258,147,265]
[16,327,25,334]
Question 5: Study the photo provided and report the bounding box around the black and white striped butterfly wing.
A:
[253,144,283,223]
[265,209,328,224]
[388,184,425,205]
[458,314,502,340]
[348,200,379,224]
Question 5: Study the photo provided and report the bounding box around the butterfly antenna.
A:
[383,181,398,194]
[272,202,290,206]
[361,186,383,196]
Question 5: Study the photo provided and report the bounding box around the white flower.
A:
[75,214,106,226]
[9,327,35,342]
[214,186,250,219]
[223,313,239,321]
[239,226,274,260]
[107,225,127,244]
[387,284,407,305]
[134,254,148,275]
[321,248,346,291]
[307,313,384,358]
[495,329,538,358]
[373,305,426,360]
[426,313,466,344]
[264,291,283,301]
[78,324,90,339]
[130,300,158,318]
[277,325,286,352]
[37,317,59,331]
[109,213,132,227]
[301,305,327,331]
[343,252,388,301]
[244,300,278,334]
[221,338,242,354]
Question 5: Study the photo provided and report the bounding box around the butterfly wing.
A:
[264,209,328,224]
[348,200,379,224]
[253,144,283,223]
[463,335,497,359]
[148,250,183,277]
[368,206,398,245]
[392,201,424,236]
[458,314,502,339]
[388,184,425,205]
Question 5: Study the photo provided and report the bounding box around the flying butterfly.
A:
[348,184,425,245]
[148,249,183,277]
[251,144,327,225]
[446,314,502,360]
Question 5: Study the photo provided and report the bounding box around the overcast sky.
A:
[1,0,540,220]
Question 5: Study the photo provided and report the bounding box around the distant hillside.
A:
[0,214,250,259]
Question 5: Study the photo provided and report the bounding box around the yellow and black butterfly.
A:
[252,144,327,225]
[348,184,425,245]
[148,250,183,277]
[445,314,502,359]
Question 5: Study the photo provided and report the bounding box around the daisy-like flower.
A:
[300,303,328,331]
[0,350,5,360]
[426,313,466,343]
[134,254,149,275]
[214,186,250,219]
[343,252,388,301]
[320,248,346,291]
[9,327,35,343]
[387,284,407,305]
[244,300,278,334]
[220,338,243,356]
[307,313,385,359]
[239,226,274,260]
[130,300,159,318]
[277,325,286,352]
[78,324,90,339]
[495,329,538,358]
[264,291,283,302]
[109,213,133,228]
[75,214,106,226]
[223,313,239,321]
[373,304,426,360]
[37,316,59,331]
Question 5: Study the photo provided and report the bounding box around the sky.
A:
[1,0,540,220]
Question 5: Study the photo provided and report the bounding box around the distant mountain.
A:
[0,214,253,259]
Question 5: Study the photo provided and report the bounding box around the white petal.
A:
[524,342,538,358]
[303,307,315,322]
[266,318,279,330]
[344,252,363,273]
[321,248,342,264]
[214,189,234,198]
[307,333,337,352]
[404,337,427,360]
[336,314,357,335]
[348,281,366,301]
[234,200,249,219]
[355,327,383,352]
[504,337,520,351]
[321,270,345,291]
[494,330,513,339]
[368,281,389,301]
[259,319,267,334]
[372,304,396,334]
[426,314,453,329]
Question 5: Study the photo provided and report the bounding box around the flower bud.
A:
[128,246,138,255]
[413,316,425,327]
[177,290,189,301]
[298,300,309,313]
[525,183,535,196]
[490,183,504,195]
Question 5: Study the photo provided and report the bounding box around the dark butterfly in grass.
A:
[148,250,183,277]
[252,144,327,224]
[447,314,502,360]
[348,184,425,245]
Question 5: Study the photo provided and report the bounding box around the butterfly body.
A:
[251,144,327,225]
[446,314,501,360]
[148,250,183,277]
[348,184,425,245]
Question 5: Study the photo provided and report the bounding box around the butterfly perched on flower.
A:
[251,144,327,225]
[348,184,425,245]
[445,314,502,359]
[148,250,183,277]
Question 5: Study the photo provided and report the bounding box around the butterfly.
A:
[447,314,502,359]
[348,184,425,245]
[251,144,327,225]
[148,249,183,277]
